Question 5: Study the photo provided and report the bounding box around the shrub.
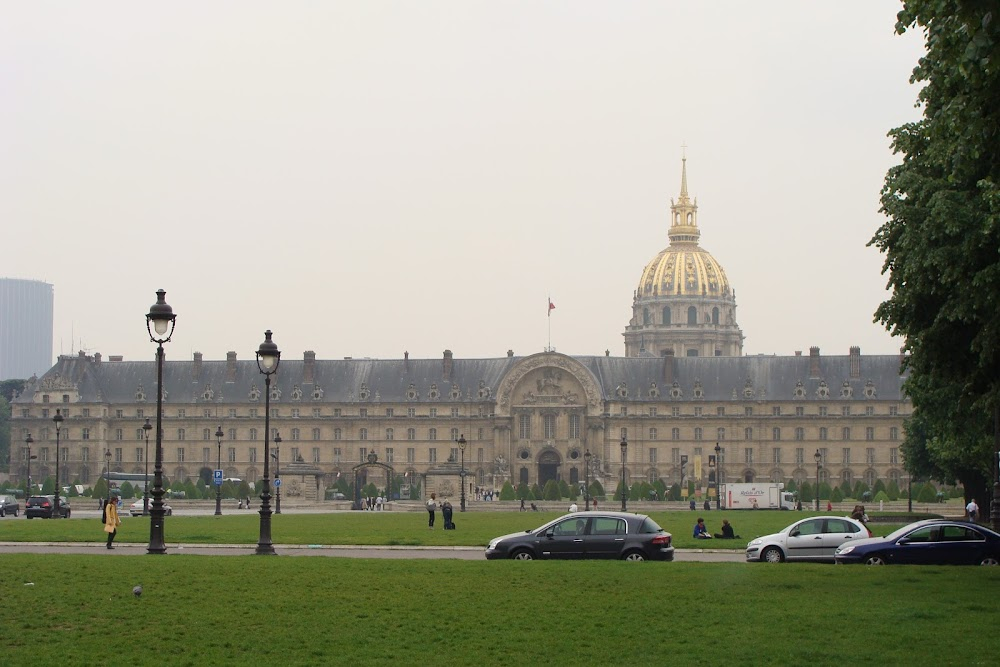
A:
[516,484,529,500]
[613,481,626,501]
[558,479,570,499]
[873,490,890,503]
[653,479,667,500]
[799,481,814,503]
[668,483,682,501]
[917,482,938,503]
[500,481,515,501]
[873,479,887,495]
[886,480,900,501]
[839,481,853,499]
[567,483,579,501]
[543,480,560,501]
[818,482,832,500]
[589,480,605,499]
[831,486,844,503]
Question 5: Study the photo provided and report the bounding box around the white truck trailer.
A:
[720,483,796,510]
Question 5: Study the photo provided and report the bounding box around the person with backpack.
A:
[426,493,437,529]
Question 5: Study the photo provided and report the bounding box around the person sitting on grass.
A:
[713,519,739,539]
[693,517,713,539]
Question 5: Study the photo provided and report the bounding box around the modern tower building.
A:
[0,278,54,380]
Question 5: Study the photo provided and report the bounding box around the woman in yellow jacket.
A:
[103,497,121,549]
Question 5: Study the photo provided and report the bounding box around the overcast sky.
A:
[1,2,926,367]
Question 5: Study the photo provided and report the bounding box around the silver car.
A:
[746,516,871,563]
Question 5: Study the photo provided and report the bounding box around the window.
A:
[819,428,827,441]
[115,428,123,441]
[890,448,899,464]
[671,428,680,440]
[203,428,212,441]
[177,448,185,462]
[450,428,459,441]
[407,428,416,440]
[82,447,90,462]
[429,408,437,418]
[407,448,415,463]
[136,428,144,440]
[694,427,703,441]
[795,406,804,417]
[649,448,657,463]
[649,428,657,440]
[291,408,300,418]
[694,407,702,417]
[842,427,851,441]
[249,408,258,418]
[543,414,556,439]
[889,405,899,416]
[290,447,300,462]
[334,448,342,463]
[135,447,143,462]
[359,428,368,441]
[291,428,300,441]
[519,414,531,439]
[744,448,753,464]
[359,408,368,418]
[429,428,437,441]
[772,448,781,464]
[333,408,341,417]
[228,428,236,441]
[672,448,680,464]
[842,448,851,464]
[385,448,394,463]
[250,428,257,441]
[819,407,828,417]
[249,448,257,463]
[569,414,580,439]
[866,448,875,465]
[230,409,238,418]
[687,306,697,324]
[672,407,680,417]
[429,448,437,463]
[649,407,658,417]
[865,427,874,441]
[795,448,804,464]
[770,428,779,441]
[745,407,753,417]
[312,428,321,440]
[842,406,851,416]
[449,447,458,462]
[717,407,725,416]
[270,408,278,418]
[386,408,394,417]
[772,406,781,416]
[620,406,627,416]
[359,447,367,461]
[890,427,899,440]
[407,408,416,418]
[795,427,804,441]
[178,429,186,441]
[744,427,753,440]
[386,428,394,441]
[451,407,460,418]
[178,409,186,418]
[203,447,211,463]
[717,427,725,441]
[229,448,237,463]
[865,406,874,416]
[334,428,342,440]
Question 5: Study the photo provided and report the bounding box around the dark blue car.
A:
[835,519,1000,566]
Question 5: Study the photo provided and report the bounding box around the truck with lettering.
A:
[720,483,795,510]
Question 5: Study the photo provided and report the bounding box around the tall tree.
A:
[870,2,1000,508]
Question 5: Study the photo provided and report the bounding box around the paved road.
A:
[0,541,744,561]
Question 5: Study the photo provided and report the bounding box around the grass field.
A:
[2,554,997,666]
[0,510,915,550]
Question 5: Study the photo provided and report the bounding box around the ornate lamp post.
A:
[457,434,467,512]
[814,450,822,512]
[146,288,176,554]
[715,442,722,510]
[105,448,112,504]
[584,449,591,511]
[24,433,35,502]
[142,418,152,516]
[52,409,63,519]
[272,433,282,515]
[992,405,999,532]
[215,425,224,516]
[620,435,628,512]
[255,330,280,555]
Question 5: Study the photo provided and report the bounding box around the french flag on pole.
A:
[548,298,555,316]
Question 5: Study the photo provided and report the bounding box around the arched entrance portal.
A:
[538,450,561,487]
[351,452,395,510]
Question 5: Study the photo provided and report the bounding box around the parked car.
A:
[835,519,1000,566]
[0,495,20,517]
[485,511,674,561]
[746,516,871,563]
[129,499,172,516]
[25,496,71,519]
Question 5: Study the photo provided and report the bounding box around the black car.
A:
[485,511,674,561]
[25,495,71,519]
[0,495,20,518]
[835,519,1000,566]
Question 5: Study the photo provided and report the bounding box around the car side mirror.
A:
[790,530,800,537]
[545,530,555,539]
[897,537,911,545]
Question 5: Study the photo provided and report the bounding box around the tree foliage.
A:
[870,2,1000,502]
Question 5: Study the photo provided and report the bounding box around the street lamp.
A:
[272,433,282,515]
[215,425,224,516]
[146,288,176,554]
[52,409,63,519]
[584,449,591,511]
[255,329,281,555]
[715,442,722,510]
[142,419,152,516]
[457,434,467,512]
[24,433,36,502]
[105,449,112,504]
[993,405,1000,532]
[620,435,628,512]
[814,450,822,512]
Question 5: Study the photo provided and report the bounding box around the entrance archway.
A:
[538,450,561,487]
[351,452,395,510]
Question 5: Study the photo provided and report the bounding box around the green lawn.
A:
[0,510,913,550]
[2,554,997,666]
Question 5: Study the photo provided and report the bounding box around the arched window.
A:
[643,308,651,325]
[712,307,719,324]
[569,468,579,484]
[662,307,671,325]
[687,212,693,223]
[687,306,697,325]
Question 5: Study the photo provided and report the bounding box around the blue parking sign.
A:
[213,469,223,486]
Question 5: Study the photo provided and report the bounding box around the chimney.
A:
[193,352,203,383]
[507,349,514,358]
[663,349,675,384]
[794,350,802,357]
[809,347,820,379]
[226,351,237,383]
[849,346,861,379]
[443,350,453,381]
[404,351,409,371]
[94,353,102,363]
[303,351,316,384]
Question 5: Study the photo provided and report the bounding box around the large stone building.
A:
[8,163,910,500]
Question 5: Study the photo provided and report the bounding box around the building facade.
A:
[0,278,54,380]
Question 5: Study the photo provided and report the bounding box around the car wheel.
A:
[27,515,33,519]
[166,509,173,516]
[980,556,999,566]
[65,510,71,518]
[511,549,534,561]
[864,555,887,565]
[622,550,646,561]
[0,508,5,517]
[762,546,784,563]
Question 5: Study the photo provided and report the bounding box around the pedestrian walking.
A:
[966,498,979,522]
[426,493,438,529]
[103,497,121,549]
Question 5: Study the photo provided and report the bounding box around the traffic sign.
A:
[213,469,223,486]
[273,478,282,488]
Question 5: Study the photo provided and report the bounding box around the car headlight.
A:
[837,545,855,555]
[748,538,762,546]
[488,541,499,550]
